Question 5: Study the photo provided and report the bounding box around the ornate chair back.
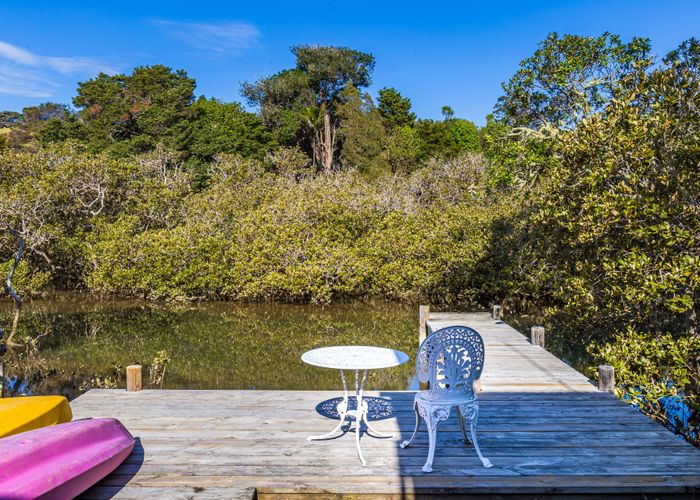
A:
[416,325,485,400]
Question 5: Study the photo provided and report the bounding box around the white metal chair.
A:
[400,325,492,472]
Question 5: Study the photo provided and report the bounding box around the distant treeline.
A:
[0,47,479,182]
[1,33,699,443]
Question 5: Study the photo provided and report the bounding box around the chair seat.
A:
[415,390,476,406]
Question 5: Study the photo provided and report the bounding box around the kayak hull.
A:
[0,395,72,437]
[0,418,135,499]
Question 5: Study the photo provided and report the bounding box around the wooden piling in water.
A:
[419,305,430,347]
[126,365,142,392]
[418,305,430,390]
[531,326,545,348]
[598,364,615,393]
[492,304,502,320]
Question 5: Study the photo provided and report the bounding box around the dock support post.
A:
[492,304,502,320]
[419,305,430,347]
[531,326,545,348]
[126,365,142,392]
[598,365,615,393]
[419,305,430,390]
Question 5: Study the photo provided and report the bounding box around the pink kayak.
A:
[0,418,135,499]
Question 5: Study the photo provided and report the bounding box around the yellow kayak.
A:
[0,396,72,438]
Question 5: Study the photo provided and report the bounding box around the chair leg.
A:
[423,411,438,473]
[456,406,472,446]
[466,404,492,468]
[400,401,420,449]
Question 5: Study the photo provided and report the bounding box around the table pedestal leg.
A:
[307,370,349,441]
[309,368,391,466]
[362,400,394,439]
[354,369,367,466]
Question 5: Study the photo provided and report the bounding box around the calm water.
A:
[1,296,423,400]
[5,297,695,443]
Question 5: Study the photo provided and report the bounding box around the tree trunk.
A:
[4,228,23,346]
[5,306,20,346]
[311,131,323,168]
[308,104,336,173]
[321,108,334,172]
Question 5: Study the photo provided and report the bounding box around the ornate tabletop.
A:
[301,345,409,371]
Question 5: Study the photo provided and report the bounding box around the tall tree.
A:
[2,103,74,152]
[663,37,700,84]
[441,105,455,121]
[383,125,420,173]
[488,32,652,188]
[377,87,416,129]
[336,85,387,175]
[0,111,21,126]
[495,32,653,132]
[413,112,480,161]
[534,37,700,342]
[74,65,196,153]
[243,45,375,172]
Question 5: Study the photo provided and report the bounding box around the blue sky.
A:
[0,0,697,124]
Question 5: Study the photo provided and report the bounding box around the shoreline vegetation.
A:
[1,33,699,444]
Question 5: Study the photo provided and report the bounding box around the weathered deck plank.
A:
[72,312,700,498]
[428,312,598,392]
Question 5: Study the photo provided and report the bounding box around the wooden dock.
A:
[71,312,700,498]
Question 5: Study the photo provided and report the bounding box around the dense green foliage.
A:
[242,45,377,172]
[486,35,700,441]
[538,60,700,339]
[589,330,700,445]
[0,145,503,304]
[377,87,416,129]
[1,34,699,443]
[2,66,275,170]
[335,85,388,175]
[73,65,196,153]
[3,51,478,176]
[495,32,653,131]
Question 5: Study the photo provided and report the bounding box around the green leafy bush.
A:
[82,153,507,304]
[0,260,50,298]
[589,329,700,445]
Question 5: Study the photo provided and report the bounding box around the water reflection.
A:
[1,295,417,400]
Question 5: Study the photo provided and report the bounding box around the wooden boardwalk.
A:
[427,312,599,393]
[71,312,700,498]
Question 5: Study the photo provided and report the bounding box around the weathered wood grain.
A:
[73,312,700,498]
[126,365,142,392]
[599,364,616,393]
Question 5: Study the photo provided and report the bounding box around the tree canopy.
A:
[3,45,485,178]
[73,65,196,153]
[495,32,653,131]
[377,87,416,129]
[242,46,375,172]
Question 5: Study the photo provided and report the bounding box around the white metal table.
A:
[301,345,410,466]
